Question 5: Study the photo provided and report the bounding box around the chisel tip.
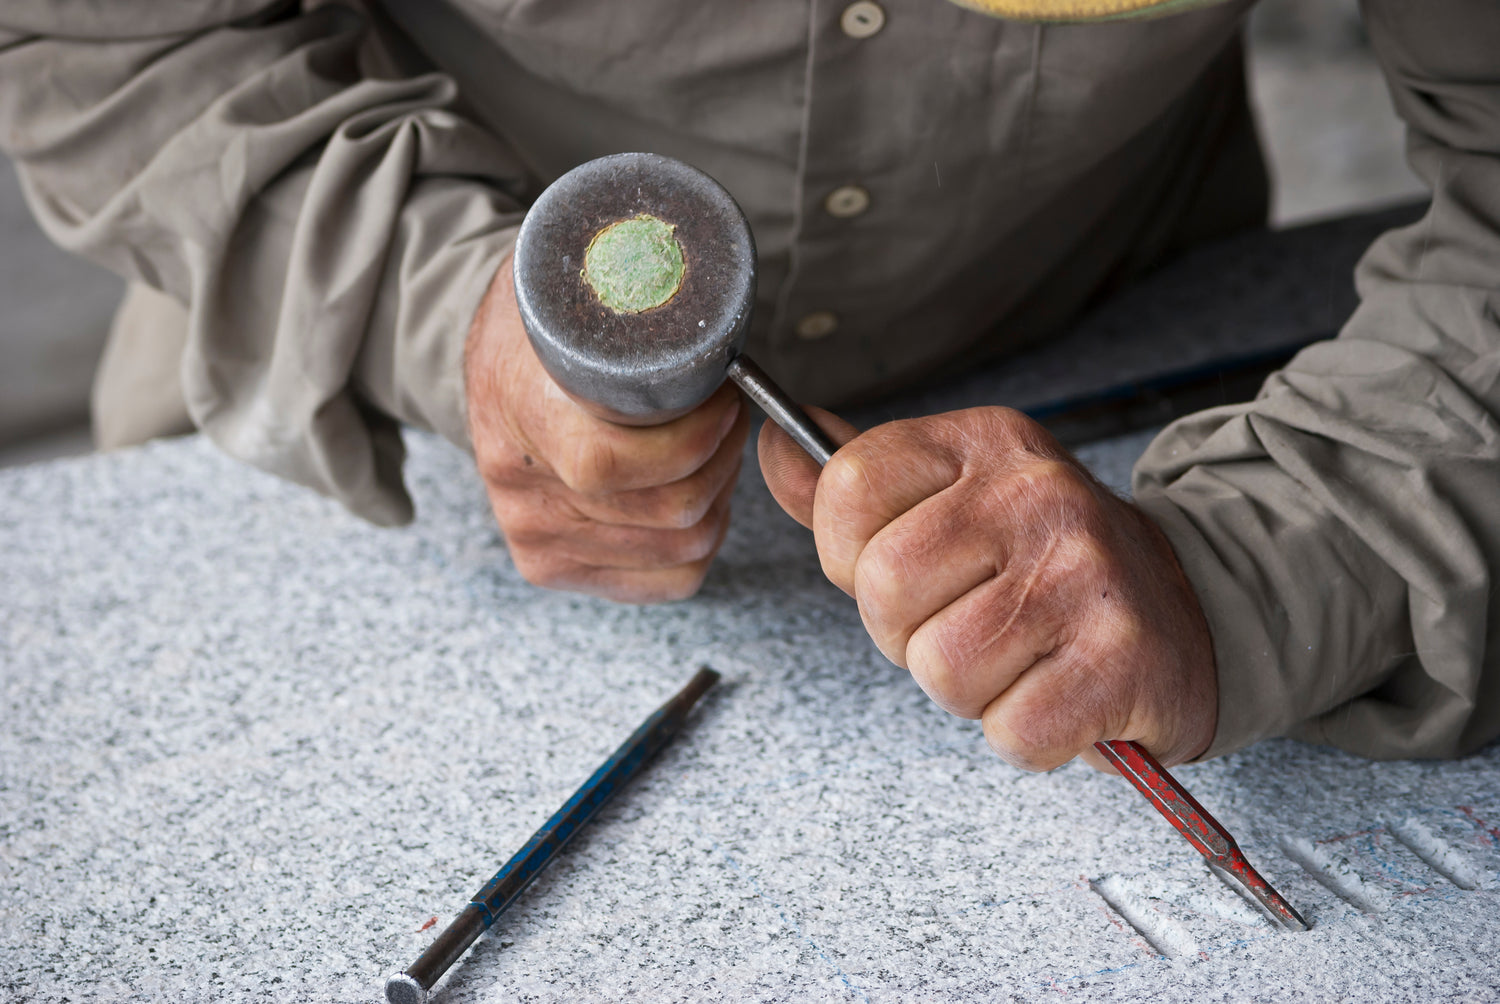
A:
[1208,859,1309,932]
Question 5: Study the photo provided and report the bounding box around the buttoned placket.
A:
[778,1,891,347]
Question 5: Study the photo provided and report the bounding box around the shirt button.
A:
[823,184,871,218]
[795,310,839,340]
[840,1,886,39]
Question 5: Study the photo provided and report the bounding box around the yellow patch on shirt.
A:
[948,0,1231,21]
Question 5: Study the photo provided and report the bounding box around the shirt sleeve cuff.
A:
[1131,409,1412,760]
[353,179,524,459]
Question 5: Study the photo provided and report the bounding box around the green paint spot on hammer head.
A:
[583,214,686,313]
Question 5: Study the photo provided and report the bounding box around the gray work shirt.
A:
[2,0,1497,762]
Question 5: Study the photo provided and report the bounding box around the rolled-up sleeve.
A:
[0,2,529,524]
[1133,0,1500,760]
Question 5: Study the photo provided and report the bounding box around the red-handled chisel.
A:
[1094,738,1308,930]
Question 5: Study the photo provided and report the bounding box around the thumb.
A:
[757,406,860,528]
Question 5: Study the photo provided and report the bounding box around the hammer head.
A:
[512,152,757,425]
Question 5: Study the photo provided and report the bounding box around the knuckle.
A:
[658,503,704,532]
[983,661,1109,771]
[1000,708,1060,759]
[974,406,1060,456]
[663,569,710,602]
[489,497,543,541]
[1101,604,1148,655]
[1010,458,1086,512]
[666,491,713,530]
[508,547,568,590]
[904,623,976,718]
[491,489,575,540]
[685,417,732,472]
[500,522,550,551]
[660,517,726,567]
[998,472,1114,577]
[632,565,711,605]
[1049,530,1112,586]
[646,476,723,530]
[852,540,913,625]
[474,451,508,484]
[971,406,1026,444]
[818,448,876,511]
[474,440,536,486]
[982,707,1072,772]
[556,437,620,496]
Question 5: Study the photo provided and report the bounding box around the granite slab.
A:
[3,425,1497,1004]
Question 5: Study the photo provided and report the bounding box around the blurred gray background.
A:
[0,0,1425,469]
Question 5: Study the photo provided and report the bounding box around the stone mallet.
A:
[513,152,1306,932]
[512,150,837,463]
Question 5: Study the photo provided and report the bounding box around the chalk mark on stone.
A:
[1281,835,1391,914]
[1387,815,1485,891]
[1089,874,1201,959]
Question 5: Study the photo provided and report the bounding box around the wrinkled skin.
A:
[464,255,1215,769]
[758,405,1218,771]
[465,258,748,603]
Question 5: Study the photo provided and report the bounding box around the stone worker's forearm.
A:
[0,2,528,524]
[1132,0,1500,760]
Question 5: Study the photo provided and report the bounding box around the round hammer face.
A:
[513,152,757,425]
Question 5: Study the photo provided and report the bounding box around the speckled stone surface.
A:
[3,424,1498,1004]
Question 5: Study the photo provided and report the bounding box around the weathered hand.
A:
[759,406,1217,770]
[465,258,748,603]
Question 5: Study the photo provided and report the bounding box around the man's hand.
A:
[759,406,1217,770]
[465,259,749,603]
